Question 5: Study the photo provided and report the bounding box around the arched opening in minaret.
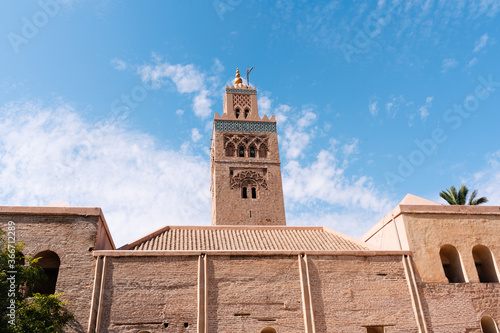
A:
[242,187,248,199]
[259,144,268,158]
[226,143,235,157]
[249,145,256,158]
[244,108,249,118]
[440,244,466,283]
[238,146,245,157]
[473,245,499,283]
[235,108,240,118]
[251,187,257,199]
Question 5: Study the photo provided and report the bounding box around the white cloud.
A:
[0,100,210,247]
[441,58,459,73]
[192,89,213,118]
[342,138,359,156]
[368,101,378,117]
[191,128,202,142]
[283,149,392,214]
[257,94,272,117]
[139,63,203,93]
[176,109,184,116]
[473,33,489,52]
[470,150,500,205]
[280,107,318,159]
[418,96,433,120]
[110,58,127,71]
[275,104,394,231]
[385,95,405,118]
[274,104,291,124]
[211,58,224,73]
[138,60,218,119]
[296,109,317,129]
[467,57,478,68]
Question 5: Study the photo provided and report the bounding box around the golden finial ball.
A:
[234,68,243,84]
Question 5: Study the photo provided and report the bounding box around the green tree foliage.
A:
[440,184,489,205]
[0,230,74,332]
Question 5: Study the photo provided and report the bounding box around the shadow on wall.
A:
[307,258,327,332]
[439,245,466,283]
[472,245,499,283]
[207,258,219,332]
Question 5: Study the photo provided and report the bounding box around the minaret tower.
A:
[210,68,286,226]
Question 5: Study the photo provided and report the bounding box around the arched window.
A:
[481,316,499,333]
[259,145,267,158]
[251,187,257,199]
[473,245,499,283]
[33,250,60,294]
[226,143,235,157]
[242,187,247,199]
[244,108,249,118]
[238,146,245,157]
[261,328,277,333]
[235,108,240,119]
[249,146,256,158]
[440,245,466,283]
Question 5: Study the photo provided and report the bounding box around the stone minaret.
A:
[210,68,286,226]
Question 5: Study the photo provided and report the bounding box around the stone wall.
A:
[403,213,500,282]
[0,209,103,332]
[98,256,198,332]
[207,255,304,332]
[308,255,419,332]
[419,282,500,332]
[95,253,424,332]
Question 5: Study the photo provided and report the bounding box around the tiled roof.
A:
[121,226,368,251]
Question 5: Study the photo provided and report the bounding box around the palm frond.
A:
[457,184,468,205]
[470,196,488,205]
[440,189,456,205]
[440,184,488,205]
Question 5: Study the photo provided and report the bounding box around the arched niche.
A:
[439,244,466,283]
[261,328,277,333]
[473,245,499,283]
[481,316,500,333]
[33,250,61,295]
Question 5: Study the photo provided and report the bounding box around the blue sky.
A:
[1,0,500,246]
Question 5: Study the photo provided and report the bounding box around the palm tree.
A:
[440,184,488,205]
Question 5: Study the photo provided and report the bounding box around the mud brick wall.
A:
[0,212,100,332]
[419,282,500,333]
[207,255,304,332]
[99,256,198,333]
[308,255,419,333]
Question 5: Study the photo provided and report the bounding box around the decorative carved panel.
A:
[214,120,277,133]
[233,94,251,109]
[230,170,268,190]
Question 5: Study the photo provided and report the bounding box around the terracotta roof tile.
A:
[121,226,368,252]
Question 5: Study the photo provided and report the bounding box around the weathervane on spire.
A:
[246,66,254,86]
